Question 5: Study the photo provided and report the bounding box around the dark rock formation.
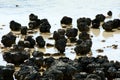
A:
[10,20,21,31]
[1,32,16,47]
[61,16,72,25]
[36,36,46,48]
[39,19,51,33]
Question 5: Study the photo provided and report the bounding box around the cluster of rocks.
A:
[0,11,120,80]
[2,51,120,80]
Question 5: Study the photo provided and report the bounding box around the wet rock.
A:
[44,57,55,68]
[74,40,92,55]
[0,63,15,80]
[95,55,109,64]
[59,57,70,63]
[96,14,105,22]
[24,36,35,48]
[14,65,40,80]
[69,37,77,43]
[107,67,117,80]
[53,31,67,41]
[55,39,66,53]
[79,32,90,40]
[3,45,30,65]
[58,29,66,35]
[107,11,112,16]
[1,32,16,47]
[23,57,44,68]
[73,72,88,80]
[36,36,46,48]
[43,67,63,80]
[85,74,101,80]
[21,26,27,35]
[10,20,21,31]
[92,18,100,28]
[112,19,120,28]
[46,60,77,80]
[28,19,41,29]
[32,51,44,57]
[96,49,104,53]
[77,22,90,32]
[94,69,106,80]
[66,28,78,38]
[29,13,38,21]
[60,16,72,25]
[39,19,51,33]
[102,20,113,31]
[77,17,91,26]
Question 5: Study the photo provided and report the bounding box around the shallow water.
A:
[0,0,120,66]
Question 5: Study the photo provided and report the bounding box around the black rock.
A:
[44,57,55,68]
[0,64,15,80]
[3,45,30,65]
[60,16,72,25]
[79,32,90,40]
[29,13,38,21]
[55,39,66,53]
[77,17,91,26]
[66,28,78,38]
[85,74,101,80]
[58,29,66,35]
[14,65,40,80]
[43,67,63,80]
[39,19,51,33]
[59,57,70,63]
[1,32,16,47]
[24,36,35,48]
[23,57,44,68]
[36,36,46,48]
[74,41,92,55]
[69,37,77,43]
[107,11,112,16]
[112,19,120,28]
[53,31,67,41]
[21,26,27,35]
[92,18,100,28]
[96,14,105,22]
[73,72,88,80]
[32,51,44,57]
[10,20,21,31]
[28,19,41,29]
[77,22,90,32]
[102,20,113,31]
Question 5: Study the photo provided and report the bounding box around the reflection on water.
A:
[0,0,120,66]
